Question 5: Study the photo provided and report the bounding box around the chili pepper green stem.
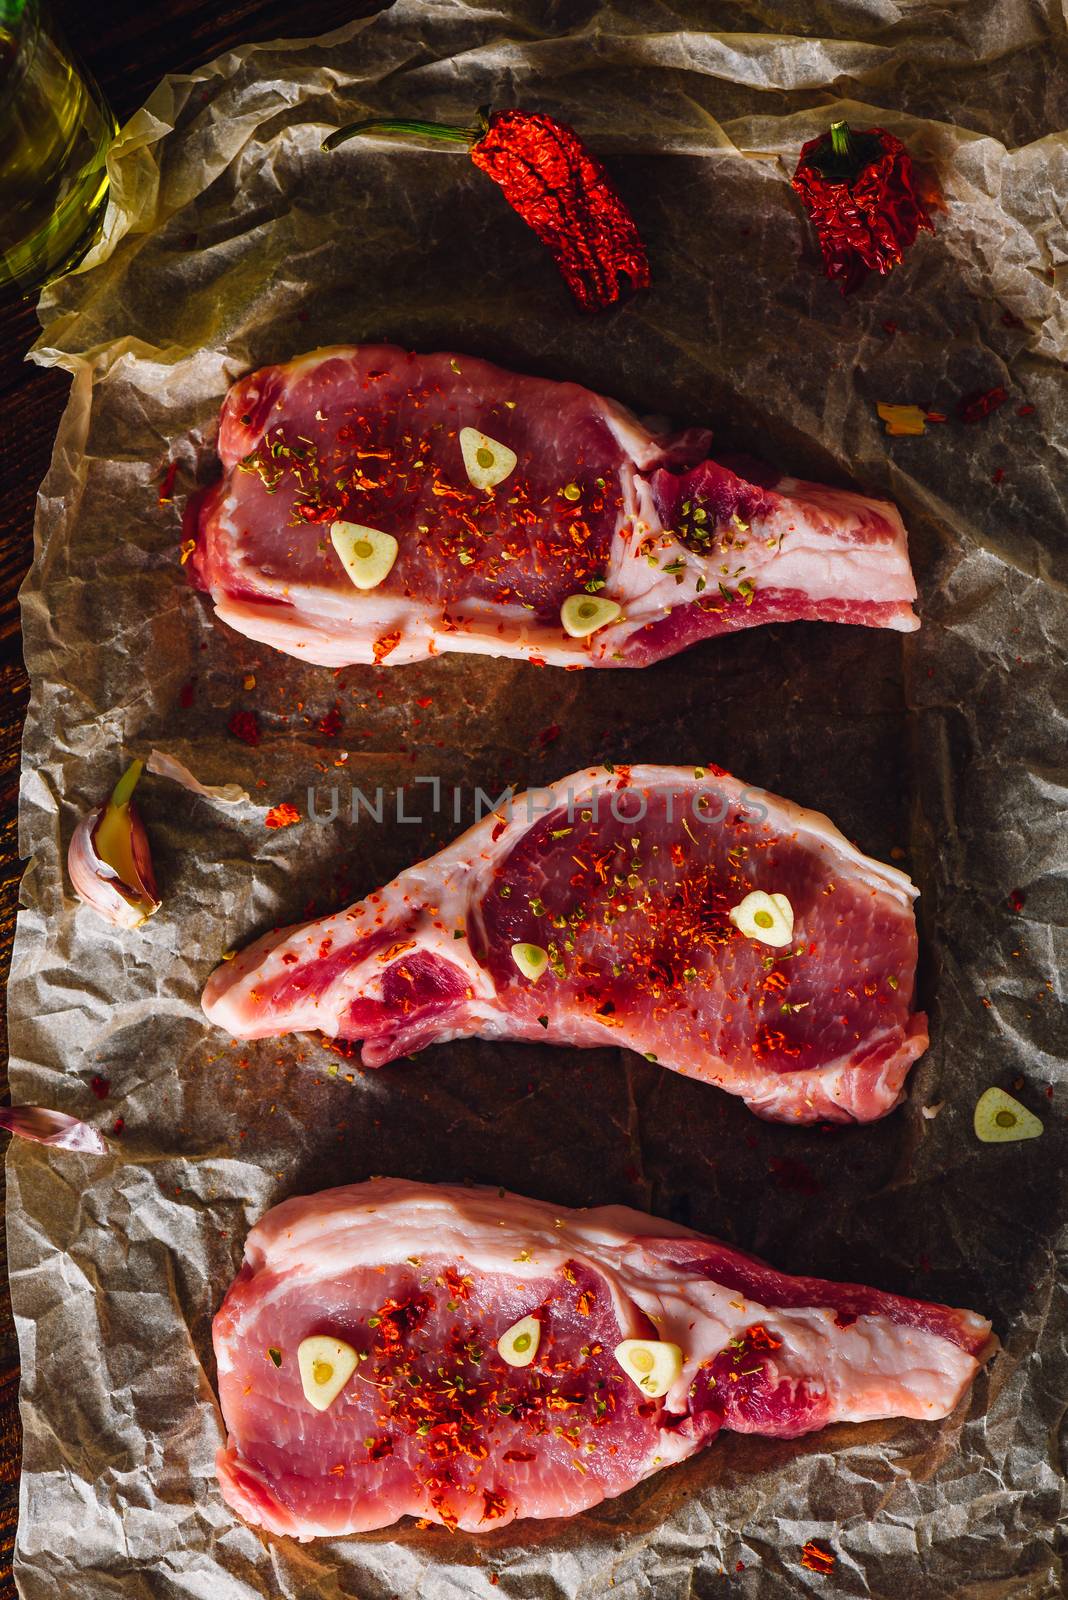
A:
[829,121,852,160]
[322,117,483,153]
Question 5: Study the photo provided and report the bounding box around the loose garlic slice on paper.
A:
[497,1315,541,1367]
[614,1339,683,1398]
[728,889,795,948]
[330,522,399,590]
[459,427,517,490]
[560,594,622,638]
[297,1335,359,1411]
[511,942,548,982]
[973,1086,1043,1144]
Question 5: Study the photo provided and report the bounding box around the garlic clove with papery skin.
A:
[68,759,161,928]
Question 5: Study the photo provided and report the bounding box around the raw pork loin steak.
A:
[202,765,928,1123]
[189,345,919,668]
[214,1179,992,1539]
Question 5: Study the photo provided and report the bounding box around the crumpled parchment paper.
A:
[8,2,1067,1595]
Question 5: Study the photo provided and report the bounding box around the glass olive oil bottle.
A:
[0,0,115,295]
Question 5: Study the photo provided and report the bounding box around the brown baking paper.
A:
[8,2,1067,1595]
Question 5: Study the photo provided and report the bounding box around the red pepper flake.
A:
[744,1323,782,1351]
[325,109,650,313]
[791,120,933,294]
[373,630,401,664]
[991,467,1005,485]
[1016,404,1035,416]
[958,385,1007,423]
[1008,888,1026,912]
[881,319,898,335]
[228,710,261,747]
[178,680,196,709]
[801,1541,836,1575]
[481,1488,510,1521]
[111,1117,125,1136]
[365,1434,394,1461]
[89,1076,111,1099]
[415,696,434,709]
[317,703,343,738]
[265,802,301,829]
[158,460,179,505]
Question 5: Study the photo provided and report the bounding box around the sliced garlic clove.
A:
[497,1314,540,1367]
[973,1086,1043,1144]
[560,594,622,638]
[297,1335,359,1411]
[728,889,794,948]
[330,522,399,590]
[459,427,517,490]
[613,1338,683,1398]
[511,942,548,982]
[68,759,161,929]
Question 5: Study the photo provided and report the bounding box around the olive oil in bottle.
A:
[0,0,115,295]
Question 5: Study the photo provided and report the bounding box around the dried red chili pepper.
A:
[792,120,933,294]
[324,108,649,312]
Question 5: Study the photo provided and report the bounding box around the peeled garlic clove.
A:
[511,942,548,982]
[729,889,794,948]
[973,1086,1043,1144]
[330,522,399,590]
[560,594,622,638]
[614,1338,683,1397]
[68,760,161,929]
[497,1314,540,1367]
[297,1335,359,1411]
[459,427,517,490]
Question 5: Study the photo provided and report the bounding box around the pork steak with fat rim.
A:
[189,345,919,668]
[214,1179,993,1539]
[202,765,929,1123]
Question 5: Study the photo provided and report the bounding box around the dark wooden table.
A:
[0,4,379,1589]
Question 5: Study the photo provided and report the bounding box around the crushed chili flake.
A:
[89,1075,111,1099]
[318,703,343,738]
[158,461,179,505]
[373,630,401,664]
[111,1117,125,1136]
[800,1540,837,1575]
[958,385,1007,423]
[265,802,301,829]
[228,709,261,747]
[744,1323,782,1351]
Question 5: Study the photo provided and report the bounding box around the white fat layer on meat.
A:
[226,1179,988,1479]
[203,765,925,1119]
[202,348,919,668]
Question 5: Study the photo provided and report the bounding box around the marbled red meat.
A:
[189,345,919,668]
[213,1179,992,1539]
[202,765,928,1123]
